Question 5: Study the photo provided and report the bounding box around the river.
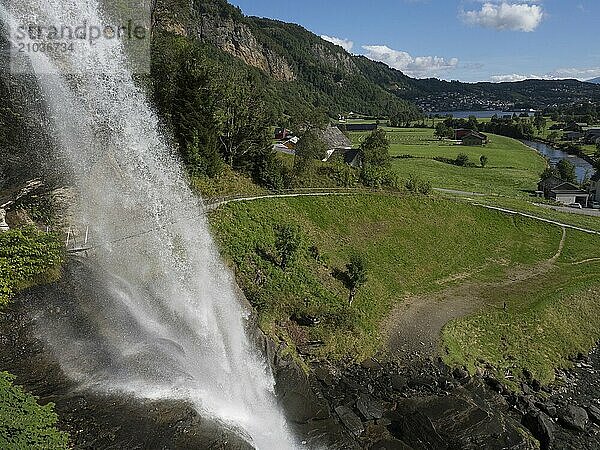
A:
[521,140,595,182]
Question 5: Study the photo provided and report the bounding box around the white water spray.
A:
[1,1,298,448]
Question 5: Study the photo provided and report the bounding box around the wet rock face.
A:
[0,292,254,449]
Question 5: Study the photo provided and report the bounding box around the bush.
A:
[330,163,358,188]
[360,166,399,189]
[0,372,69,449]
[455,153,470,167]
[405,174,432,195]
[0,227,63,306]
[274,223,302,270]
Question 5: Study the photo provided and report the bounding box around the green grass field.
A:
[208,194,597,362]
[351,128,548,197]
[210,193,600,384]
[443,229,600,385]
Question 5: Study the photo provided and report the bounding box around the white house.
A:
[549,182,589,207]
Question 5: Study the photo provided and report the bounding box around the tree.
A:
[293,130,327,178]
[540,167,558,180]
[547,131,560,142]
[360,129,390,167]
[455,153,470,167]
[216,73,272,170]
[274,224,302,270]
[434,122,452,140]
[480,155,488,168]
[534,113,547,135]
[346,253,368,305]
[556,159,577,183]
[467,115,479,131]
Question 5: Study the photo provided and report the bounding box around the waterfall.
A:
[0,1,298,448]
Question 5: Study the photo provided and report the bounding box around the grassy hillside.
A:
[443,230,600,385]
[209,194,565,360]
[351,128,547,197]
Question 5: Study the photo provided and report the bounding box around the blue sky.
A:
[228,0,600,83]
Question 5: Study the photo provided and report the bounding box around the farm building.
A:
[318,125,352,157]
[538,175,565,197]
[327,148,364,168]
[339,123,378,132]
[549,182,589,207]
[454,128,472,140]
[461,131,488,146]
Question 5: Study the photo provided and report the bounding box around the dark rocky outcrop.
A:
[558,405,589,432]
[522,411,554,450]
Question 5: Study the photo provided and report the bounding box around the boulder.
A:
[371,438,413,449]
[334,405,364,437]
[356,393,385,421]
[386,409,446,449]
[558,405,588,432]
[453,367,469,380]
[586,405,600,425]
[522,411,554,450]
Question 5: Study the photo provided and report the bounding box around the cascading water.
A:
[0,1,298,448]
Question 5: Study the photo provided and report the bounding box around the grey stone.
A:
[558,405,588,432]
[335,405,364,437]
[586,405,600,425]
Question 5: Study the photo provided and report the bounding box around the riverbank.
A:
[524,137,596,168]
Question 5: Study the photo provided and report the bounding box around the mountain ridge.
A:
[154,0,600,115]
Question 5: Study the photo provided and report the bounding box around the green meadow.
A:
[351,127,548,197]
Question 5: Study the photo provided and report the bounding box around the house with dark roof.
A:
[274,128,292,140]
[327,148,364,168]
[549,182,589,207]
[585,128,600,144]
[538,175,564,197]
[461,131,488,146]
[565,131,583,141]
[339,123,378,132]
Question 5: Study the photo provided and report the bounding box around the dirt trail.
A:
[382,227,567,363]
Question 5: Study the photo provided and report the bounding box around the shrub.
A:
[455,153,470,167]
[0,372,69,449]
[405,174,432,195]
[360,166,399,189]
[0,227,63,306]
[274,223,302,270]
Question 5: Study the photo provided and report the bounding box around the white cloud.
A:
[490,67,600,82]
[463,2,544,32]
[362,45,459,78]
[320,35,354,52]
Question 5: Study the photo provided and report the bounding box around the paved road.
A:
[204,191,357,211]
[473,203,600,235]
[533,203,600,218]
[433,188,488,197]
